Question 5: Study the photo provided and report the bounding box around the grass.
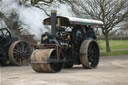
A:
[98,40,128,56]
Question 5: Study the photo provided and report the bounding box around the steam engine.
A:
[31,10,100,73]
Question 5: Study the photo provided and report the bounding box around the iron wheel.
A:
[8,41,32,66]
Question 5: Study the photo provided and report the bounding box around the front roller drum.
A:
[80,40,100,69]
[31,49,64,73]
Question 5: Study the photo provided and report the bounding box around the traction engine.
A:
[31,10,103,73]
[0,28,32,66]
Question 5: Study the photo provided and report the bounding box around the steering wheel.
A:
[0,28,11,42]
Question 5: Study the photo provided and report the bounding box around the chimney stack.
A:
[51,10,57,36]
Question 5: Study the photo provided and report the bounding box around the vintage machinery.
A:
[0,28,32,66]
[31,10,103,73]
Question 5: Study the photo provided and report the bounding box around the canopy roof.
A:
[43,16,103,26]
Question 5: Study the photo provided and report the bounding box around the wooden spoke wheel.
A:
[80,40,100,69]
[8,40,32,66]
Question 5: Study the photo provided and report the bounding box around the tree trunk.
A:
[105,34,111,52]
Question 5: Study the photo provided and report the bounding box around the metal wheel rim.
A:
[9,40,32,65]
[87,42,99,68]
[80,40,100,69]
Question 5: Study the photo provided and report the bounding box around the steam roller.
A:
[0,28,32,66]
[31,10,103,73]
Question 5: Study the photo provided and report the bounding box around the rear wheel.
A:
[80,40,100,69]
[8,41,32,66]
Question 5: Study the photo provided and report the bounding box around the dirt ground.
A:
[1,55,128,85]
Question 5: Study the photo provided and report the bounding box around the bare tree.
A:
[121,12,128,31]
[67,0,128,52]
[18,0,54,5]
[0,11,22,37]
[18,0,55,16]
[17,0,70,16]
[0,11,29,37]
[0,0,55,36]
[121,23,128,31]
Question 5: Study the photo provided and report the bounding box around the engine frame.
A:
[31,10,103,72]
[39,11,102,67]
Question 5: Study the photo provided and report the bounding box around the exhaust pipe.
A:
[51,10,57,36]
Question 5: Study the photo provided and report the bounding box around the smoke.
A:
[18,6,48,40]
[0,0,48,40]
[0,0,73,40]
[0,0,19,14]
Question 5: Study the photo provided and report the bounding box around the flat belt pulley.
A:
[31,49,64,73]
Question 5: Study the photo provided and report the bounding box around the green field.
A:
[98,40,128,56]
